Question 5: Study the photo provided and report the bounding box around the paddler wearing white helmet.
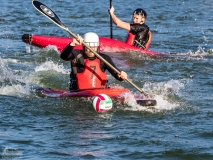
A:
[60,32,127,91]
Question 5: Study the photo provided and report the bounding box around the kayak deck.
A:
[39,87,157,106]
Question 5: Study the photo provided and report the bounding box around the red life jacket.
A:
[125,31,152,50]
[76,58,107,90]
[125,31,135,46]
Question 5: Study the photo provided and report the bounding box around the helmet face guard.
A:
[84,42,99,47]
[83,45,100,53]
[83,32,100,52]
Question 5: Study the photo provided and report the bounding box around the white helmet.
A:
[83,32,99,47]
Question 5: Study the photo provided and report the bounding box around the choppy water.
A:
[0,0,213,159]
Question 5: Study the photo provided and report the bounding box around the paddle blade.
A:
[32,0,66,28]
[136,99,157,106]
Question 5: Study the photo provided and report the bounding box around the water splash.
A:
[0,56,32,97]
[186,46,213,58]
[35,61,69,74]
[120,79,188,112]
[0,84,31,97]
[25,44,60,54]
[0,57,16,84]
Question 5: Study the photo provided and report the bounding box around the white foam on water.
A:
[26,44,60,54]
[0,58,31,96]
[0,49,74,97]
[0,56,68,97]
[123,92,152,112]
[35,61,69,74]
[184,46,213,58]
[122,79,188,112]
[42,45,60,54]
[0,84,31,97]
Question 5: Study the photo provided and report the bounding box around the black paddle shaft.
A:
[110,0,113,39]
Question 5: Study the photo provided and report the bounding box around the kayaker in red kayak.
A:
[60,32,128,91]
[108,6,150,49]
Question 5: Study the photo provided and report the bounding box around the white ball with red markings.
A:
[92,94,113,112]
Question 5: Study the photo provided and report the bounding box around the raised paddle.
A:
[32,0,156,105]
[110,0,113,39]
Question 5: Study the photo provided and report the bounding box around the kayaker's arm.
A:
[61,34,82,61]
[108,6,130,31]
[60,44,75,61]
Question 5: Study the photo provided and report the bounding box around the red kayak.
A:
[39,87,157,106]
[22,34,162,56]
